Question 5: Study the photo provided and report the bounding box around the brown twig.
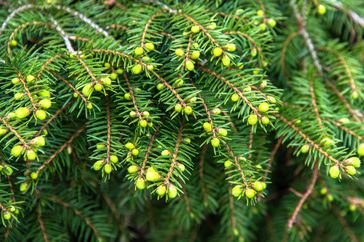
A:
[164,123,184,184]
[141,11,161,47]
[225,144,249,187]
[287,162,319,229]
[0,116,30,149]
[37,126,85,173]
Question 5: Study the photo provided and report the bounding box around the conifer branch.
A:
[49,196,103,241]
[92,49,184,102]
[76,56,97,81]
[309,76,323,130]
[37,126,85,174]
[199,145,208,205]
[37,54,66,79]
[197,92,217,137]
[0,4,34,35]
[225,31,264,61]
[184,33,193,64]
[199,66,261,118]
[7,21,52,54]
[323,78,362,122]
[276,114,341,166]
[280,32,299,77]
[140,127,159,175]
[248,127,254,160]
[225,144,249,187]
[123,73,142,119]
[141,11,161,47]
[287,162,318,229]
[51,72,88,104]
[182,13,220,47]
[105,95,111,164]
[290,0,323,75]
[321,47,358,93]
[0,116,30,150]
[33,102,72,138]
[164,123,184,185]
[327,119,363,141]
[264,137,282,181]
[18,76,38,112]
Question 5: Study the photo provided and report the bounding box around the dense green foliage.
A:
[0,0,364,241]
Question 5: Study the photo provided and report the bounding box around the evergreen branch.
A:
[37,126,85,174]
[141,11,161,47]
[37,207,50,242]
[18,75,38,112]
[48,16,76,54]
[276,114,341,166]
[75,56,98,81]
[199,66,261,118]
[0,4,34,35]
[0,116,30,149]
[164,122,184,185]
[51,72,88,104]
[37,54,66,79]
[225,31,264,61]
[280,31,299,78]
[105,95,111,164]
[290,0,362,122]
[309,76,323,129]
[182,13,220,46]
[54,5,109,37]
[33,102,72,138]
[321,47,358,93]
[290,0,323,75]
[7,21,52,54]
[184,33,193,64]
[92,49,184,102]
[140,127,159,175]
[287,162,318,230]
[123,73,142,119]
[48,196,103,241]
[327,119,363,141]
[225,144,248,187]
[248,127,254,160]
[264,137,282,180]
[323,77,362,122]
[199,145,208,205]
[197,92,217,137]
